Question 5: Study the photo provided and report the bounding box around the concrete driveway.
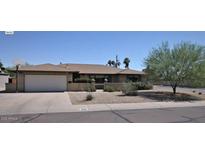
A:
[0,92,72,115]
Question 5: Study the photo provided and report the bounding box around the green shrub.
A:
[86,83,96,92]
[104,82,153,93]
[104,85,115,92]
[122,82,153,96]
[86,94,93,101]
[144,83,153,90]
[127,82,153,90]
[122,82,137,95]
[89,85,96,92]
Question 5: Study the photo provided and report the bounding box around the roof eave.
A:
[13,70,79,73]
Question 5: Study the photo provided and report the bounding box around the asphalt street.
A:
[1,106,205,123]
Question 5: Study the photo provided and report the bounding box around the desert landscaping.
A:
[68,86,205,105]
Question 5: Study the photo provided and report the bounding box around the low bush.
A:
[122,82,137,94]
[144,83,153,90]
[104,85,115,92]
[134,82,153,90]
[104,83,124,91]
[89,86,96,92]
[104,82,153,93]
[122,82,153,96]
[86,94,93,101]
[123,82,152,91]
[86,83,96,92]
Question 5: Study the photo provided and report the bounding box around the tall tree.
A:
[115,55,120,68]
[107,60,112,66]
[145,42,205,94]
[107,55,121,68]
[123,57,130,68]
[111,60,116,67]
[0,61,3,68]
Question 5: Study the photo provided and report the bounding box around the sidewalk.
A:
[1,92,205,116]
[58,100,205,113]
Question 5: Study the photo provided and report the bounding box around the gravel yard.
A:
[68,85,205,105]
[68,91,156,105]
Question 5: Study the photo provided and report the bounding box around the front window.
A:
[126,75,140,82]
[92,75,111,83]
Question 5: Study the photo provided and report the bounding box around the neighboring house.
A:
[0,68,9,91]
[7,63,145,92]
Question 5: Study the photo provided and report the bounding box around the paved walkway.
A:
[65,100,205,112]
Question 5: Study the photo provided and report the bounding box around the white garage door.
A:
[25,75,67,92]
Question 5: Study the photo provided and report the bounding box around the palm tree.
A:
[107,60,112,66]
[111,60,116,67]
[123,57,130,68]
[107,55,121,68]
[115,61,120,68]
[115,55,121,68]
[0,62,3,68]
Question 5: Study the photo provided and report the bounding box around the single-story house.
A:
[7,63,145,92]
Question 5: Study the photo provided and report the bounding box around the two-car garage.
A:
[6,64,74,92]
[25,75,67,92]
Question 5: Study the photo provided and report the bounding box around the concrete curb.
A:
[1,100,205,116]
[64,100,205,113]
